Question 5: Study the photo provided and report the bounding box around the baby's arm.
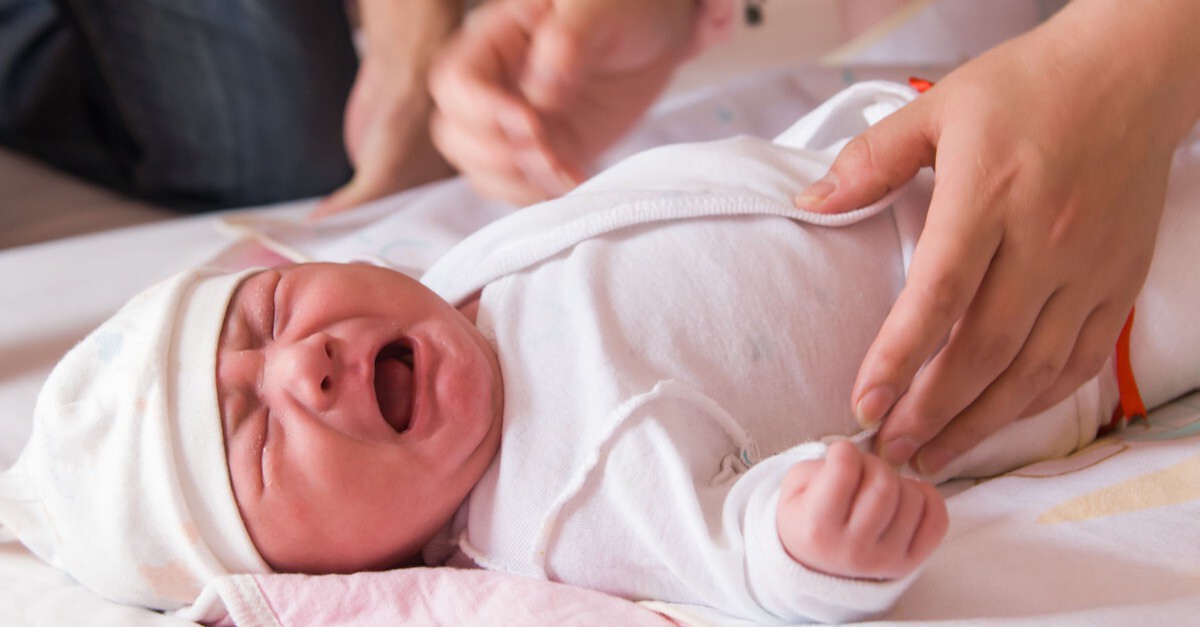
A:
[776,441,948,581]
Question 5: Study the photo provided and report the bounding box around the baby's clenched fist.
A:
[776,440,948,580]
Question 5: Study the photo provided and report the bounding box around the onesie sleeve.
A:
[732,444,919,623]
[467,350,924,624]
[534,388,923,625]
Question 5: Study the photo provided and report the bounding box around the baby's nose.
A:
[266,334,337,412]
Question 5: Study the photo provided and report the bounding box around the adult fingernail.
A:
[794,173,838,209]
[881,436,919,468]
[915,446,952,476]
[854,386,895,428]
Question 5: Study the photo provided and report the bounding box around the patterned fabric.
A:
[0,268,269,610]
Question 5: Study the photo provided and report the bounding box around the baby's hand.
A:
[776,441,948,580]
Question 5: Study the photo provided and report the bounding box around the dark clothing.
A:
[0,0,357,210]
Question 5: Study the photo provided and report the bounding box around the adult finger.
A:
[903,289,1089,474]
[430,6,590,200]
[312,123,452,220]
[521,0,597,110]
[795,101,936,214]
[522,0,690,110]
[312,176,373,220]
[431,110,576,203]
[470,170,553,206]
[312,136,407,220]
[431,55,545,147]
[430,0,544,145]
[1021,302,1129,417]
[851,170,1002,429]
[431,84,577,198]
[873,241,1055,465]
[431,110,527,179]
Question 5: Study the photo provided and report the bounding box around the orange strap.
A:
[1104,307,1147,433]
[909,76,934,93]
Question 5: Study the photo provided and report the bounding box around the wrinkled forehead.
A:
[223,268,273,326]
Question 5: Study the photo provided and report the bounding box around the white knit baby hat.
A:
[0,267,270,611]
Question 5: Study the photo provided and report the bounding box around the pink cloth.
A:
[201,567,675,626]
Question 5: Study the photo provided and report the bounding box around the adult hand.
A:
[313,0,461,219]
[796,0,1200,475]
[429,0,696,205]
[777,442,947,580]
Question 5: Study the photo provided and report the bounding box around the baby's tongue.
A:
[375,356,413,433]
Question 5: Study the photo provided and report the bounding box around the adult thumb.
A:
[795,103,937,214]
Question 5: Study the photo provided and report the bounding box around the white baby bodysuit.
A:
[421,82,1107,624]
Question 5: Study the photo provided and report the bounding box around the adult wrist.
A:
[1046,0,1200,143]
[358,0,463,62]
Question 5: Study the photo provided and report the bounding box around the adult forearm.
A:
[357,0,464,76]
[1046,0,1200,143]
[312,0,462,217]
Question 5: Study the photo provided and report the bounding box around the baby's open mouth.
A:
[374,342,415,434]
